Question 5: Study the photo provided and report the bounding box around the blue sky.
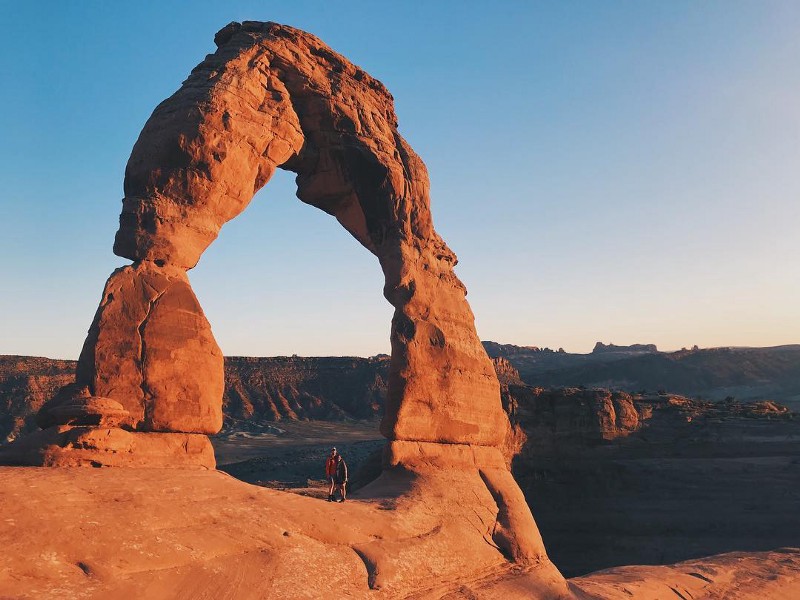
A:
[1,1,798,358]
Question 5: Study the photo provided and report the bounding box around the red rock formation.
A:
[223,355,389,422]
[493,356,525,386]
[1,428,214,468]
[113,20,507,448]
[502,387,645,451]
[75,263,223,433]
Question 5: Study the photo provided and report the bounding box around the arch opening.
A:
[190,166,391,359]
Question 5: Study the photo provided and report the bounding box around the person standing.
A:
[333,453,348,502]
[325,447,338,502]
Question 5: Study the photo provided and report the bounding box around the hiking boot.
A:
[338,498,345,503]
[327,495,334,502]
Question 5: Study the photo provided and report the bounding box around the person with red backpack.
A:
[325,447,338,502]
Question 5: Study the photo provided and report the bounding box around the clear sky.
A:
[1,1,798,359]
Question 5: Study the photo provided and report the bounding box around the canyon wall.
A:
[4,354,789,445]
[485,341,800,408]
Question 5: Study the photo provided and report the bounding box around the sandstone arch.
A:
[80,20,508,448]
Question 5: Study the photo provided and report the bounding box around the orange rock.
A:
[1,466,796,598]
[383,440,549,564]
[45,396,129,428]
[17,24,519,571]
[0,427,215,468]
[114,21,507,447]
[74,262,223,434]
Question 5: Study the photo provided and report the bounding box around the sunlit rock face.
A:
[112,20,508,448]
[75,263,224,434]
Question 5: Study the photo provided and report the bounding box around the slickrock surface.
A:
[569,549,800,599]
[0,466,567,599]
[0,466,796,599]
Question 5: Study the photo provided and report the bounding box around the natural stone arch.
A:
[96,20,508,447]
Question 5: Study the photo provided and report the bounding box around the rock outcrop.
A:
[73,263,224,433]
[592,341,659,354]
[502,387,644,450]
[492,357,525,386]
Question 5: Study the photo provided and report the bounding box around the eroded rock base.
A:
[384,440,550,564]
[0,466,568,599]
[2,467,796,599]
[0,427,215,468]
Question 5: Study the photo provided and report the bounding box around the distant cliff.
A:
[0,356,75,442]
[0,355,391,441]
[223,355,389,424]
[483,341,800,408]
[501,385,797,577]
[2,347,797,442]
[592,341,658,354]
[502,385,790,454]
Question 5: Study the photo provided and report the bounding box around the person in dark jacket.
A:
[333,453,348,502]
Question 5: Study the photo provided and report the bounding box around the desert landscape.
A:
[2,7,799,600]
[3,349,798,591]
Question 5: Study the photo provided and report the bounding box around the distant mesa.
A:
[483,340,660,356]
[483,341,544,355]
[592,341,658,354]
